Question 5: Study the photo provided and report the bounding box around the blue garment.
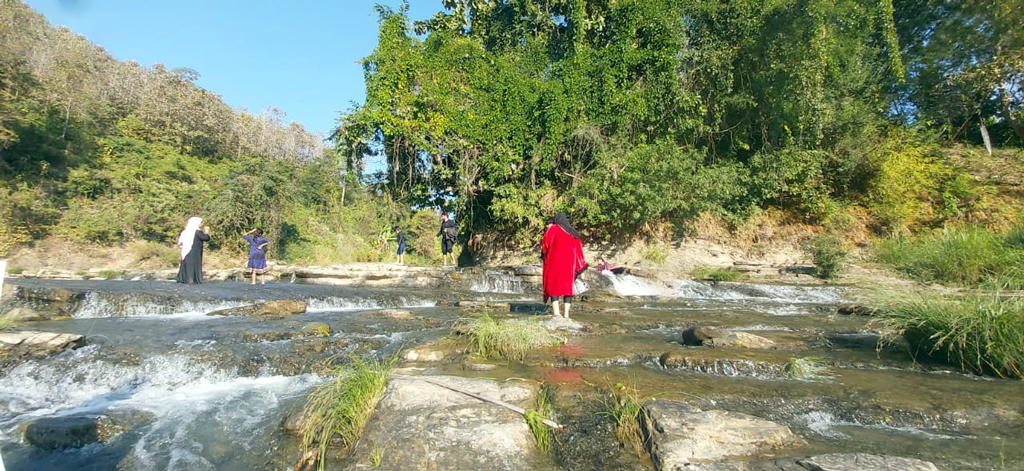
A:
[243,235,269,270]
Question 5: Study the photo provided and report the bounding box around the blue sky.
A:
[25,0,439,135]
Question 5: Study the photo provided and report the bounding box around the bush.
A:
[868,290,1024,379]
[803,234,846,279]
[865,133,948,234]
[130,241,180,268]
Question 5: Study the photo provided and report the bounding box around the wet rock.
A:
[463,361,497,371]
[539,315,585,332]
[836,304,872,316]
[345,374,552,470]
[658,351,787,379]
[681,326,775,349]
[402,343,452,363]
[23,415,121,450]
[512,266,542,276]
[207,299,307,317]
[301,322,333,337]
[457,300,511,311]
[368,309,414,320]
[797,453,940,471]
[0,330,84,353]
[644,400,804,469]
[2,307,46,322]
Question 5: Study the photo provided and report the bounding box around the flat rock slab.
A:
[682,326,775,349]
[207,299,307,317]
[0,330,84,352]
[797,453,940,471]
[456,301,511,311]
[539,316,585,332]
[345,374,553,470]
[644,400,804,470]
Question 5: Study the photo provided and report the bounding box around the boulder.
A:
[539,315,585,332]
[681,326,775,349]
[457,301,511,311]
[344,374,553,470]
[797,453,940,471]
[207,299,307,317]
[301,322,333,337]
[644,400,804,470]
[402,344,450,363]
[368,309,414,320]
[2,307,46,322]
[23,415,119,450]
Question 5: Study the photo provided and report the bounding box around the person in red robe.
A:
[542,212,587,318]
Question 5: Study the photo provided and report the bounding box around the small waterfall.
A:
[469,270,525,294]
[306,295,435,312]
[0,346,318,470]
[73,292,247,319]
[675,280,842,304]
[602,272,666,297]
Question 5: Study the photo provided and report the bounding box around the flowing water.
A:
[0,272,1021,470]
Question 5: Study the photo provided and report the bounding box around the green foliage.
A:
[6,266,23,275]
[691,266,743,283]
[865,134,950,234]
[640,241,669,266]
[803,234,846,279]
[457,314,561,362]
[299,356,395,471]
[868,290,1024,378]
[876,226,1024,289]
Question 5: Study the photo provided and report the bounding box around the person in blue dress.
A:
[394,226,406,265]
[242,228,270,285]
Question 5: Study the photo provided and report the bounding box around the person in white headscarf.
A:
[176,217,210,284]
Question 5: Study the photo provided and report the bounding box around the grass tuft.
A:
[0,313,19,332]
[690,266,743,282]
[6,265,23,275]
[457,314,561,362]
[866,289,1024,378]
[784,357,831,380]
[525,385,555,454]
[803,234,846,279]
[299,355,395,471]
[600,383,649,460]
[97,269,124,280]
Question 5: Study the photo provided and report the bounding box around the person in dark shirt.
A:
[394,226,406,265]
[176,217,210,284]
[437,213,457,267]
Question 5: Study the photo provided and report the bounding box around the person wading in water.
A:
[541,212,587,319]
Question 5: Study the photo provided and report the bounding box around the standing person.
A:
[437,213,457,267]
[176,217,210,284]
[394,226,406,265]
[541,212,587,319]
[242,228,270,285]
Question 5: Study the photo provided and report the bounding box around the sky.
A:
[24,0,440,135]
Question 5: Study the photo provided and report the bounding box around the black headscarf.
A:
[551,212,581,240]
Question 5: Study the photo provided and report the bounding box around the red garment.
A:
[542,224,587,301]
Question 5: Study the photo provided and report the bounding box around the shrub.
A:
[865,133,948,234]
[803,234,846,279]
[6,265,24,275]
[867,290,1024,379]
[97,270,124,280]
[641,242,669,266]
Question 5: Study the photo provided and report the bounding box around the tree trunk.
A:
[980,120,993,155]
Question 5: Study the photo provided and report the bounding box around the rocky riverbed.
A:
[0,265,1020,470]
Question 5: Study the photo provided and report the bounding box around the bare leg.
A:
[260,273,266,285]
[563,302,571,319]
[551,300,560,317]
[250,271,256,285]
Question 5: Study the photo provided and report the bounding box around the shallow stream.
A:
[0,272,1021,470]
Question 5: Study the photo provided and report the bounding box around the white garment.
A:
[177,217,203,260]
